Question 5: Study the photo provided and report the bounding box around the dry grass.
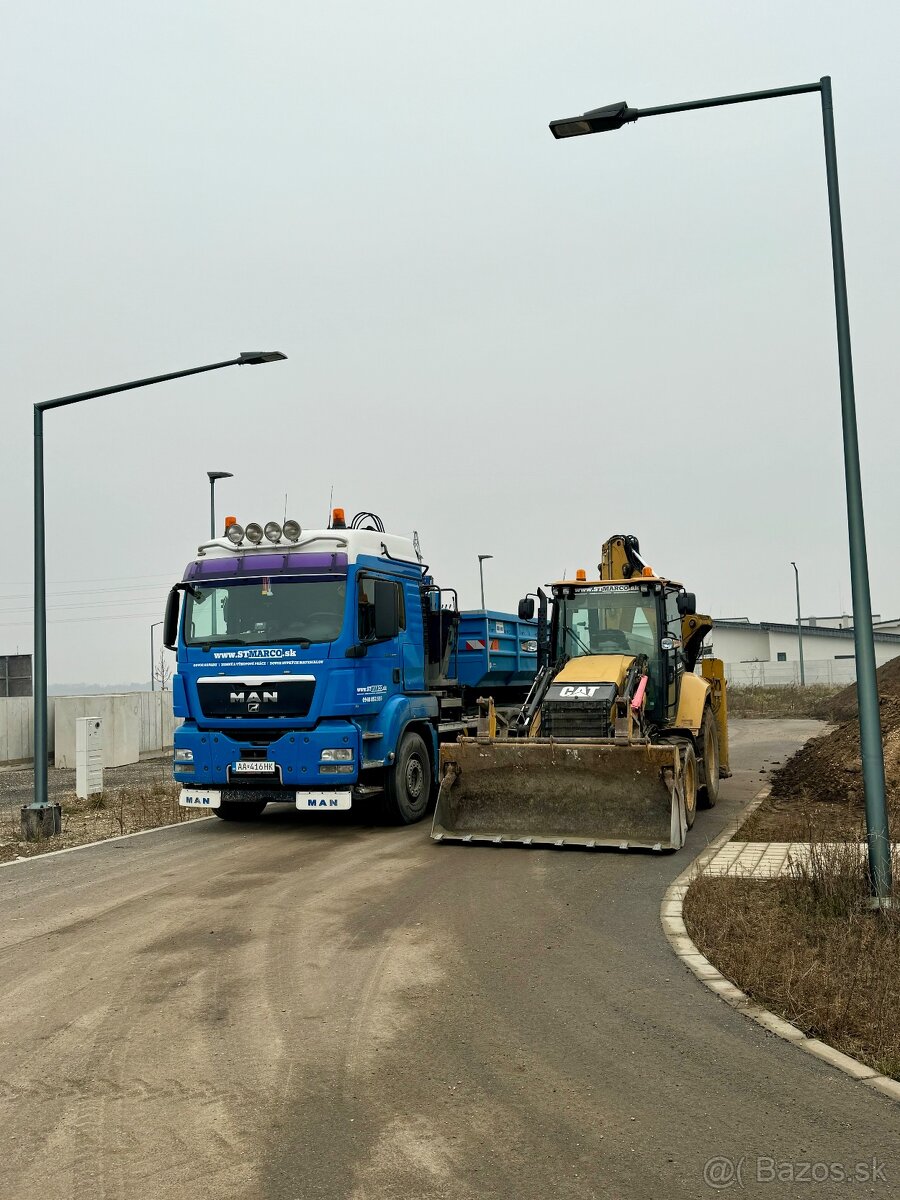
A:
[684,841,900,1079]
[726,684,842,719]
[0,781,207,864]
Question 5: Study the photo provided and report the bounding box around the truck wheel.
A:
[698,707,720,809]
[681,743,698,830]
[381,732,432,825]
[214,800,268,821]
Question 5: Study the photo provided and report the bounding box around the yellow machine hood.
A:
[554,655,634,688]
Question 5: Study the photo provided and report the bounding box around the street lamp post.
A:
[150,621,163,692]
[207,471,233,539]
[24,352,286,841]
[478,555,493,611]
[791,563,806,687]
[550,79,892,904]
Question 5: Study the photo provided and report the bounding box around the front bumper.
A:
[173,722,361,792]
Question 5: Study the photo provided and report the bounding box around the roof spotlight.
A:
[226,523,244,546]
[245,522,264,545]
[264,521,282,543]
[283,518,302,542]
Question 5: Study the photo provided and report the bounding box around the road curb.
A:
[660,784,900,1106]
[0,815,214,869]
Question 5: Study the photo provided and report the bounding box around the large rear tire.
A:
[681,743,698,830]
[698,706,720,809]
[214,799,268,821]
[380,732,432,825]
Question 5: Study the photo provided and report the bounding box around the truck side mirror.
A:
[518,597,535,621]
[163,588,181,650]
[373,579,400,640]
[676,592,697,616]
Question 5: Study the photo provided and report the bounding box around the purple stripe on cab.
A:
[183,552,348,581]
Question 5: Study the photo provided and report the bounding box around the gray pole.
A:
[23,353,285,841]
[819,76,890,901]
[31,408,51,816]
[210,477,216,539]
[548,77,891,903]
[791,562,806,686]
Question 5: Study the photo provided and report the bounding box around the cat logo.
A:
[229,690,278,712]
[558,685,601,699]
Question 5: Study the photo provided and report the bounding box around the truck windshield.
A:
[557,589,658,659]
[183,577,346,646]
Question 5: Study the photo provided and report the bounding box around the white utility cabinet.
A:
[75,716,104,799]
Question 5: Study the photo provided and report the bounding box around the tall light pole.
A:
[478,554,493,611]
[207,471,233,539]
[549,79,892,904]
[150,621,163,692]
[790,562,806,687]
[24,351,286,841]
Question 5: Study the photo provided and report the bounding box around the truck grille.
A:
[542,701,612,740]
[196,678,315,719]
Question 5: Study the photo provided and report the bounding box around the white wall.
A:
[54,694,141,768]
[707,626,770,664]
[0,697,56,764]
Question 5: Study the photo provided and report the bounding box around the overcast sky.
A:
[1,1,898,685]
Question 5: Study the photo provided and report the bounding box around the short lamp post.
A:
[550,79,892,904]
[23,352,286,841]
[791,562,806,687]
[478,554,493,611]
[207,471,233,539]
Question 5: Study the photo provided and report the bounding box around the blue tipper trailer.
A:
[455,611,539,703]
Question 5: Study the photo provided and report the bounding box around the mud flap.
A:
[432,739,684,852]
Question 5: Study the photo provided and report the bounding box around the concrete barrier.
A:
[1,692,178,767]
[54,694,142,769]
[0,697,56,764]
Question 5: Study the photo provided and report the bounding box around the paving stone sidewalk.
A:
[701,840,882,877]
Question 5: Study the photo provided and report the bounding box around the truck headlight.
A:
[321,748,353,762]
[175,749,194,762]
[321,764,355,774]
[245,522,264,545]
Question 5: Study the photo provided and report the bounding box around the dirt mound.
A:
[771,689,900,813]
[814,654,900,723]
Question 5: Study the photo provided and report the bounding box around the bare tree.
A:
[154,648,172,691]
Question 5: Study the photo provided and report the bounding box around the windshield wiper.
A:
[562,624,594,657]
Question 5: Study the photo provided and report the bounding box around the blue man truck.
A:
[163,509,536,824]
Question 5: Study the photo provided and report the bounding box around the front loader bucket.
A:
[432,739,686,852]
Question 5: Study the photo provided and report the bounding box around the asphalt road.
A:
[1,719,896,1199]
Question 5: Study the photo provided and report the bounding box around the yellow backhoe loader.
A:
[432,534,729,851]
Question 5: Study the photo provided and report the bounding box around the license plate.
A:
[179,789,221,809]
[296,790,352,810]
[232,760,277,774]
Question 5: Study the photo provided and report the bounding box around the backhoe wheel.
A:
[698,706,720,809]
[380,732,432,825]
[214,799,268,821]
[681,743,698,830]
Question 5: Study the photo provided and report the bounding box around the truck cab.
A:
[165,511,536,824]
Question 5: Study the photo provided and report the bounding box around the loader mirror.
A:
[518,597,535,621]
[677,592,696,616]
[163,588,181,650]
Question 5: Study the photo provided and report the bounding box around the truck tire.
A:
[380,732,432,825]
[214,799,268,821]
[697,707,720,809]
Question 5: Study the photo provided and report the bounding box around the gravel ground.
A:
[0,753,174,811]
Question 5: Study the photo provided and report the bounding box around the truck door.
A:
[357,575,403,707]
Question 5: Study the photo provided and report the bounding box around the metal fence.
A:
[724,659,858,687]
